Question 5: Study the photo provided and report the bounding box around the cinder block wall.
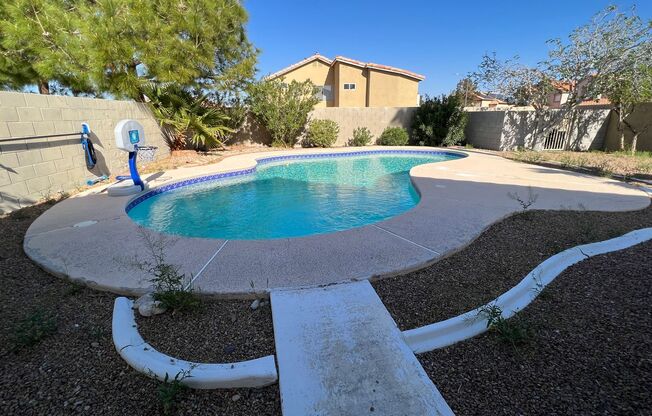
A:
[0,92,168,214]
[310,107,417,146]
[465,107,611,151]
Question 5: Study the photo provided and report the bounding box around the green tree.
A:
[247,78,320,147]
[143,83,233,150]
[411,94,468,147]
[0,0,257,101]
[0,0,92,94]
[80,0,256,101]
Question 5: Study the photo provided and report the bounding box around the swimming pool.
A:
[127,150,464,239]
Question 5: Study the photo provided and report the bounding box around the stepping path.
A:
[271,281,453,416]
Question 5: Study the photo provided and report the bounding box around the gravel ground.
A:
[421,239,652,415]
[136,299,275,363]
[2,196,650,415]
[0,203,280,416]
[373,205,652,330]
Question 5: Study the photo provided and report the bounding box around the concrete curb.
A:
[402,227,652,354]
[112,297,278,389]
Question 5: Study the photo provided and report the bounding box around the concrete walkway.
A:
[271,281,453,416]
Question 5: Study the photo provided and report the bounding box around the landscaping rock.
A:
[138,300,167,317]
[250,299,260,310]
[132,292,154,310]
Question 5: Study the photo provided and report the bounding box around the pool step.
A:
[271,280,453,416]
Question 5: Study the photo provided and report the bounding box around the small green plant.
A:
[158,371,190,415]
[349,127,373,146]
[377,126,409,146]
[64,281,85,297]
[304,119,339,148]
[479,304,531,347]
[11,310,57,352]
[507,186,539,210]
[136,230,200,313]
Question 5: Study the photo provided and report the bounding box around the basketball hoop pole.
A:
[128,146,144,190]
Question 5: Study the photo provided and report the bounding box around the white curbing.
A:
[112,297,278,389]
[402,227,652,354]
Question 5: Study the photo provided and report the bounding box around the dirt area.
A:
[137,146,274,175]
[502,149,652,180]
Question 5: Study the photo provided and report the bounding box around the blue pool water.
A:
[128,152,462,239]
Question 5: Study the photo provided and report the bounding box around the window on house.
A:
[343,83,356,90]
[553,93,562,102]
[315,85,332,101]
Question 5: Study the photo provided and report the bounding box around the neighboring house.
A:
[548,80,611,109]
[267,54,425,108]
[466,92,510,108]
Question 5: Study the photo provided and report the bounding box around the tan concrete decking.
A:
[24,147,650,297]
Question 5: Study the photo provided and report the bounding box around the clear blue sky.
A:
[246,0,651,96]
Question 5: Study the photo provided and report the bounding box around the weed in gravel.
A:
[479,304,531,348]
[134,230,201,313]
[89,325,107,341]
[64,281,85,297]
[158,371,190,416]
[11,310,57,352]
[507,186,539,211]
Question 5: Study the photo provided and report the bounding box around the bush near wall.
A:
[377,127,409,146]
[411,94,467,147]
[304,119,339,148]
[349,127,373,146]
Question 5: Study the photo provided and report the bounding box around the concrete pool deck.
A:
[24,146,650,297]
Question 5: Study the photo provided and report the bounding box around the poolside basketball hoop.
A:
[137,145,158,163]
[108,119,151,196]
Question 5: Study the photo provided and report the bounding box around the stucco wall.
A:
[603,103,652,151]
[0,92,168,214]
[334,62,368,107]
[367,70,419,107]
[279,60,334,108]
[465,107,611,151]
[311,107,416,146]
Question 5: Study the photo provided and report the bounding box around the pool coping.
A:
[24,146,651,297]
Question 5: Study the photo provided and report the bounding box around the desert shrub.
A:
[377,127,409,146]
[349,127,373,146]
[247,78,320,147]
[304,119,339,147]
[411,94,468,146]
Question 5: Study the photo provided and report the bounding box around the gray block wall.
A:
[0,92,168,214]
[465,107,612,151]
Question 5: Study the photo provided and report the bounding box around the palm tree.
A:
[143,83,234,150]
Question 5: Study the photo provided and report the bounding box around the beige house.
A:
[267,54,425,108]
[467,92,510,108]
